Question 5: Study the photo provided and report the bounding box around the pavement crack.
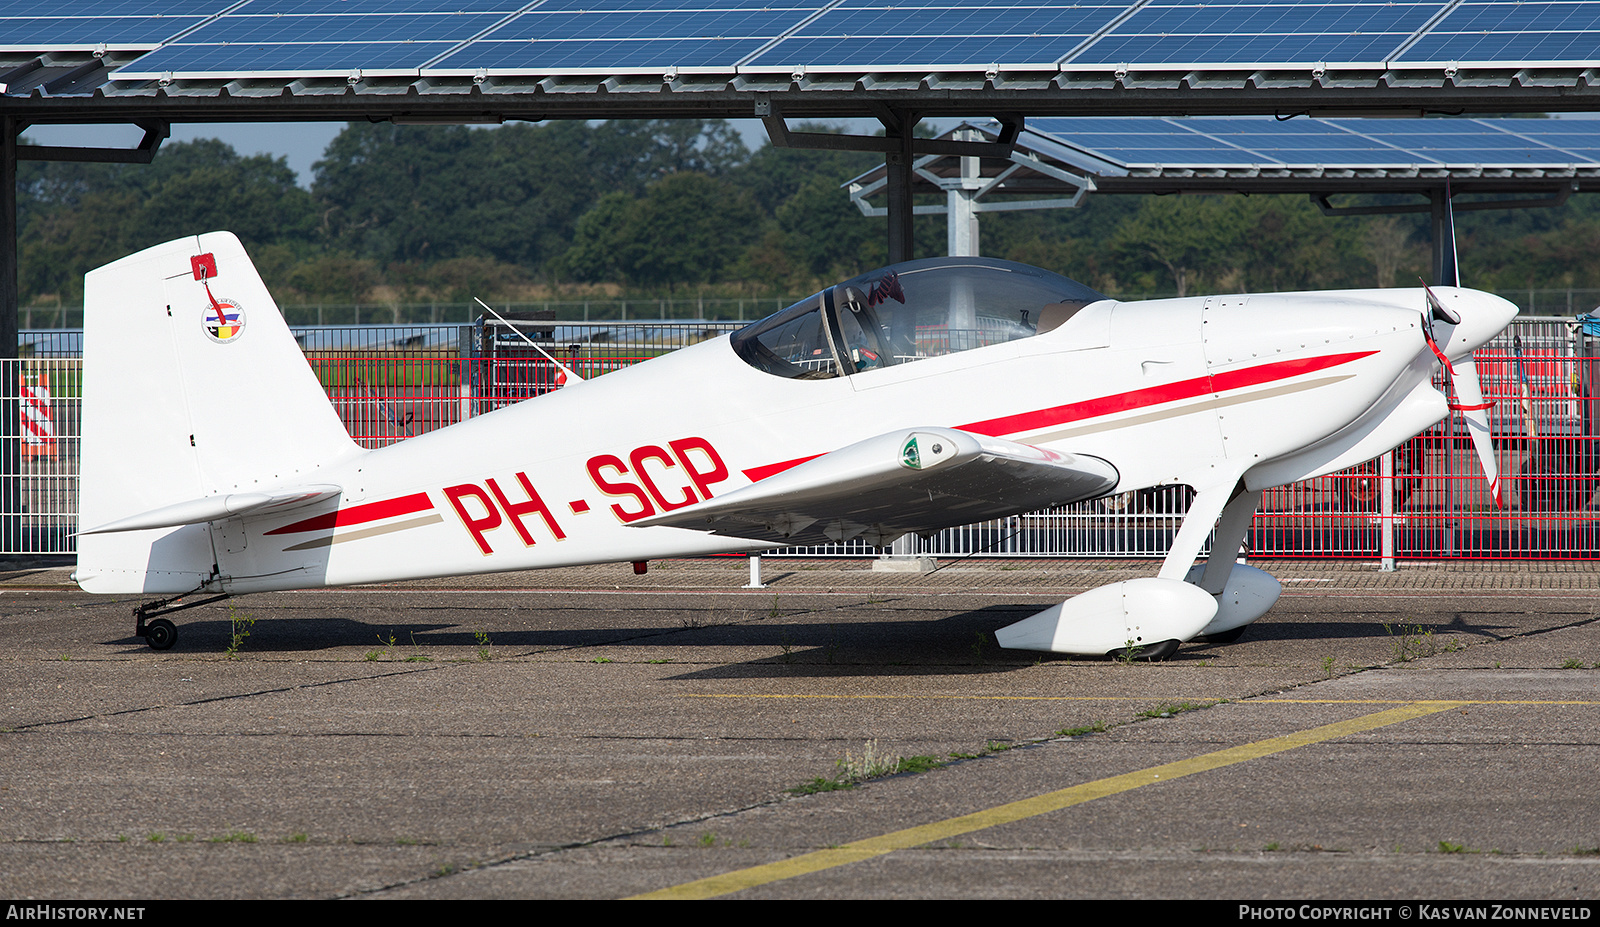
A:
[5,665,441,731]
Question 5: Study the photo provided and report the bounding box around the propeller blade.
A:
[1450,354,1504,508]
[1423,282,1461,326]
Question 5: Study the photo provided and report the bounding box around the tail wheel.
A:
[143,618,177,651]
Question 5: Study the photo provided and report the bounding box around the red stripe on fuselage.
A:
[744,351,1378,481]
[265,492,434,536]
[959,351,1376,438]
[742,454,822,483]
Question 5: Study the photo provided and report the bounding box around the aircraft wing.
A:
[632,427,1118,547]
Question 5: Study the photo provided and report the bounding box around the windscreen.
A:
[731,257,1103,379]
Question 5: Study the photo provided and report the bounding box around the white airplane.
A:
[75,232,1515,657]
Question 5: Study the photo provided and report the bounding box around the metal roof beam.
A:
[16,120,167,163]
[760,98,1021,158]
[1312,187,1575,217]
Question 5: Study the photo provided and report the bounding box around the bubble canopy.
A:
[731,257,1106,380]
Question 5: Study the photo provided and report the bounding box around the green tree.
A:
[1111,197,1244,296]
[18,139,316,303]
[564,173,763,289]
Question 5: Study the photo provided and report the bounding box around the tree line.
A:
[18,118,1600,312]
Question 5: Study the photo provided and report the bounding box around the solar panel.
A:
[122,1,522,77]
[58,0,1600,86]
[1029,116,1600,171]
[1069,2,1446,67]
[445,37,775,71]
[0,1,230,51]
[743,3,1126,70]
[0,0,227,13]
[432,2,821,73]
[0,18,212,49]
[1487,122,1600,163]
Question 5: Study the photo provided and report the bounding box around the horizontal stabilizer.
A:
[79,486,341,535]
[634,426,1117,547]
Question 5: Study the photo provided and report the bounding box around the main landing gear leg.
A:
[133,593,231,651]
[1178,483,1282,644]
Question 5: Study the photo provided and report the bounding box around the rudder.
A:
[76,233,360,593]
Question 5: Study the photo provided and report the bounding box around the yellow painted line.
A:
[630,702,1462,900]
[681,695,1600,706]
[1254,698,1600,706]
[680,693,1223,703]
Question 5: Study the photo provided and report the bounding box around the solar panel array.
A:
[1029,116,1600,170]
[8,0,1600,81]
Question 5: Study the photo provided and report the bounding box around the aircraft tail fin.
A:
[75,232,360,593]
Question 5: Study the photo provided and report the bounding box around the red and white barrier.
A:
[21,368,56,458]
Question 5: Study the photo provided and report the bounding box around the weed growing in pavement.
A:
[475,630,493,662]
[838,739,905,780]
[970,631,989,665]
[1056,721,1109,738]
[366,630,397,662]
[1137,701,1209,720]
[224,607,256,659]
[1385,622,1443,662]
[789,740,942,795]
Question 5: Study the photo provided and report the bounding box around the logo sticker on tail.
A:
[203,299,246,343]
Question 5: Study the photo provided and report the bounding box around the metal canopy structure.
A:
[9,1,1600,276]
[849,115,1600,282]
[10,1,1600,125]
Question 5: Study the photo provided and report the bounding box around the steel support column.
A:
[1,118,19,553]
[882,110,916,264]
[946,131,981,257]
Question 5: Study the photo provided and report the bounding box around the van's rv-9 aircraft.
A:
[75,233,1516,657]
